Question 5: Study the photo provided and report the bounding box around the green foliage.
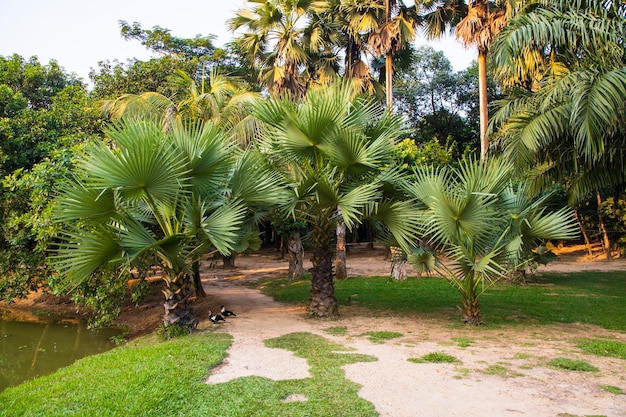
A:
[576,339,626,360]
[408,352,459,363]
[547,358,599,372]
[89,56,199,100]
[394,137,456,172]
[156,322,194,340]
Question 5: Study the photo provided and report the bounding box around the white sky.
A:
[0,0,476,83]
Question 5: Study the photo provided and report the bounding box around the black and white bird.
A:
[221,305,236,317]
[208,310,225,323]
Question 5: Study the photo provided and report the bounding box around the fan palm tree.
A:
[50,119,283,329]
[489,0,626,203]
[228,0,333,97]
[416,0,513,160]
[406,157,579,324]
[254,81,418,317]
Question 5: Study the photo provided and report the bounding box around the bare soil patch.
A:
[3,245,626,416]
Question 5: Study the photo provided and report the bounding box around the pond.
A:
[0,310,121,392]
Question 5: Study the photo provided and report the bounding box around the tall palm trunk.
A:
[596,191,613,260]
[308,217,338,317]
[478,51,489,160]
[162,271,197,329]
[384,0,393,109]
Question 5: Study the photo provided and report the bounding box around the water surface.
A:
[0,310,120,391]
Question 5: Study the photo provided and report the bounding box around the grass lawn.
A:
[259,271,626,331]
[0,332,377,417]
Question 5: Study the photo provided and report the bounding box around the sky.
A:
[0,0,477,84]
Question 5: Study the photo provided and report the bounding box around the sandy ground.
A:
[198,247,626,417]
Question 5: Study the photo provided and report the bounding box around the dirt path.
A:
[200,249,626,417]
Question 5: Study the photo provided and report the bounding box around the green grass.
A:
[600,385,624,395]
[324,326,348,336]
[576,338,626,359]
[451,336,474,348]
[547,358,599,372]
[0,331,378,417]
[408,352,459,363]
[258,271,626,330]
[359,331,403,343]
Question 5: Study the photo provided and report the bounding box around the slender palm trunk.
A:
[308,217,338,317]
[162,271,197,329]
[287,231,305,281]
[574,209,594,258]
[335,209,347,280]
[478,51,489,160]
[596,191,613,260]
[384,0,393,109]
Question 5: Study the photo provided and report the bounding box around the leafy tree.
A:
[89,56,199,100]
[119,20,217,59]
[51,119,283,329]
[489,0,626,204]
[394,46,479,152]
[254,82,418,317]
[416,0,512,159]
[406,157,579,324]
[0,55,102,304]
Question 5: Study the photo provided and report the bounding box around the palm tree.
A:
[51,119,282,329]
[315,0,417,106]
[254,82,418,317]
[406,157,579,324]
[228,0,332,97]
[416,0,512,160]
[100,69,259,145]
[489,0,626,203]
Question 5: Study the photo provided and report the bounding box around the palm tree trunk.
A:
[478,51,489,160]
[192,260,206,298]
[384,0,393,109]
[574,209,594,258]
[596,191,613,260]
[162,271,197,329]
[308,218,338,317]
[335,212,347,280]
[287,231,305,281]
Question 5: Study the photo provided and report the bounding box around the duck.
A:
[208,310,225,323]
[221,305,236,317]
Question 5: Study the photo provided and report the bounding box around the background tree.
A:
[0,56,101,304]
[254,82,418,317]
[416,0,512,159]
[228,0,332,97]
[394,45,480,154]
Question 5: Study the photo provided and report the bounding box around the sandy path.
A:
[201,251,626,417]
